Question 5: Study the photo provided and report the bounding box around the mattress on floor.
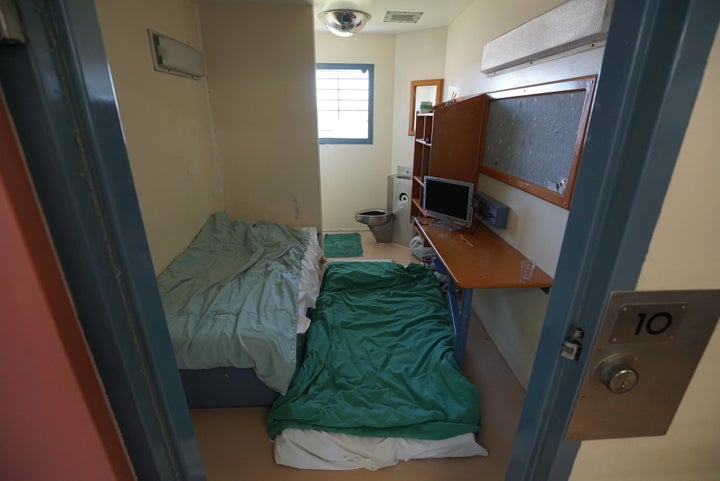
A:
[267,261,484,468]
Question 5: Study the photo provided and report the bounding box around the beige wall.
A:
[391,28,448,174]
[446,0,604,269]
[94,0,222,274]
[198,1,322,229]
[569,29,720,481]
[315,33,396,230]
[445,0,603,386]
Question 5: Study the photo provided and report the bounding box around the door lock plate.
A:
[565,289,720,441]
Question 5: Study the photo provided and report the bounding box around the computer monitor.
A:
[422,176,474,230]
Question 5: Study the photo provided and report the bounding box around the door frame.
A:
[0,1,204,479]
[1,0,717,480]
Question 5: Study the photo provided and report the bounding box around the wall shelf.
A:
[410,96,488,219]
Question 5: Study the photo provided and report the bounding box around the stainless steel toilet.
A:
[354,209,394,243]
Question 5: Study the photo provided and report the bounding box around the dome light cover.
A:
[318,9,371,37]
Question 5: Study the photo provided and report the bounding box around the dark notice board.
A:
[479,76,597,209]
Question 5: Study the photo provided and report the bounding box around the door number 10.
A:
[634,311,673,336]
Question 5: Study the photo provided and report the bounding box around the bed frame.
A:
[159,215,319,409]
[180,333,306,408]
[180,368,279,408]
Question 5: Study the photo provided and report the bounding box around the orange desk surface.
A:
[414,219,553,290]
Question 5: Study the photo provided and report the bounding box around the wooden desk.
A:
[414,218,553,365]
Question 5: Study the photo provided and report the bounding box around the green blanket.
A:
[267,261,481,440]
[157,213,309,394]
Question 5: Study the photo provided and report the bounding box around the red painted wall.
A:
[0,93,135,480]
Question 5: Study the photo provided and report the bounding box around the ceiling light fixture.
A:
[318,9,371,37]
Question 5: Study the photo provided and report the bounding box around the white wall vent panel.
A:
[148,30,205,79]
[481,0,613,74]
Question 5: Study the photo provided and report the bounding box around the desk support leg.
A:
[450,287,473,368]
[433,258,473,368]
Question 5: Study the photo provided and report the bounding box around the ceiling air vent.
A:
[383,11,423,24]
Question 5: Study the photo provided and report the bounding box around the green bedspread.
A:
[267,261,481,440]
[157,213,309,394]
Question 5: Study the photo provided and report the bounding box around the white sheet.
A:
[274,429,488,471]
[296,227,322,334]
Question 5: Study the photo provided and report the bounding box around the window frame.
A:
[316,62,374,145]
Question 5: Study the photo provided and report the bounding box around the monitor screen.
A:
[422,176,474,228]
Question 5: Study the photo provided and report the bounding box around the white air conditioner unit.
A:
[481,0,614,74]
[148,29,205,79]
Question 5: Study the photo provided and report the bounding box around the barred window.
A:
[316,63,374,144]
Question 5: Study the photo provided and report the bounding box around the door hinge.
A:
[0,0,27,44]
[560,326,584,361]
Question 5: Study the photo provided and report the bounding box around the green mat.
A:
[323,233,363,258]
